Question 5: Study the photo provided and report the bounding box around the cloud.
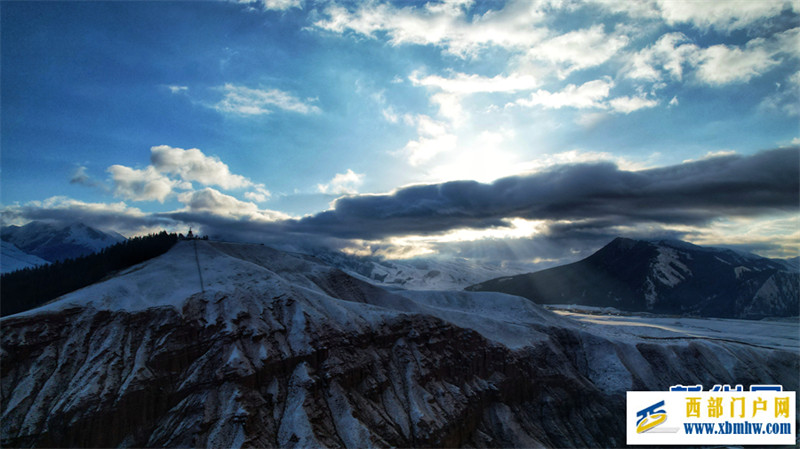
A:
[317,169,365,195]
[608,95,659,114]
[523,25,629,77]
[244,186,272,203]
[520,150,651,173]
[774,27,800,58]
[157,189,292,242]
[410,72,541,94]
[381,107,400,123]
[760,70,800,116]
[177,188,288,221]
[283,148,799,240]
[167,85,188,94]
[238,0,302,11]
[0,191,289,240]
[107,165,184,203]
[513,79,613,109]
[626,27,798,86]
[625,32,697,81]
[8,149,797,263]
[655,0,789,31]
[0,196,168,237]
[70,166,91,185]
[592,0,790,32]
[213,83,321,115]
[691,41,779,85]
[685,214,800,259]
[69,165,102,188]
[312,0,550,57]
[408,71,542,124]
[682,150,738,163]
[105,145,270,204]
[150,145,254,190]
[431,91,467,124]
[398,115,458,166]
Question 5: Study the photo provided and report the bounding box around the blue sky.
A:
[2,0,799,266]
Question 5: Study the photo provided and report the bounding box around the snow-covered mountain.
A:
[291,246,531,291]
[0,240,49,273]
[2,240,797,447]
[0,221,126,263]
[467,237,800,319]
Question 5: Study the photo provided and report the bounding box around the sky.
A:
[1,0,799,268]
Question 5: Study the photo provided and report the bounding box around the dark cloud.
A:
[161,147,798,263]
[69,165,107,190]
[69,166,92,186]
[134,147,800,254]
[6,148,797,262]
[283,147,799,240]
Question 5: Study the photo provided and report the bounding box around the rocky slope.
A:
[1,241,797,447]
[467,237,800,319]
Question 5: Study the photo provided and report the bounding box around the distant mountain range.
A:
[290,245,531,291]
[0,221,125,272]
[467,237,799,319]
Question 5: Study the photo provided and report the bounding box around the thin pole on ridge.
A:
[193,239,205,292]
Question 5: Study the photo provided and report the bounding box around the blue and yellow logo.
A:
[636,400,667,433]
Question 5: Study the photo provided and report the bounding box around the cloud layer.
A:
[285,148,799,240]
[6,148,798,262]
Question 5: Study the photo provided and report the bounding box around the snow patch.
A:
[0,240,49,273]
[278,363,320,448]
[395,290,561,349]
[327,381,375,448]
[643,278,657,307]
[734,266,751,279]
[651,247,690,287]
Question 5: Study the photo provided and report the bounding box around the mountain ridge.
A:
[0,221,126,263]
[2,240,797,447]
[466,237,799,319]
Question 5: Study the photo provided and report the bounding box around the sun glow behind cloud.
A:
[341,218,548,260]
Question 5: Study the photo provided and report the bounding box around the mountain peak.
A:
[606,236,639,249]
[469,236,799,319]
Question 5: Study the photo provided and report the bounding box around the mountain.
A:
[2,240,797,447]
[777,256,800,272]
[0,221,126,263]
[467,237,800,319]
[289,245,530,291]
[0,240,49,273]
